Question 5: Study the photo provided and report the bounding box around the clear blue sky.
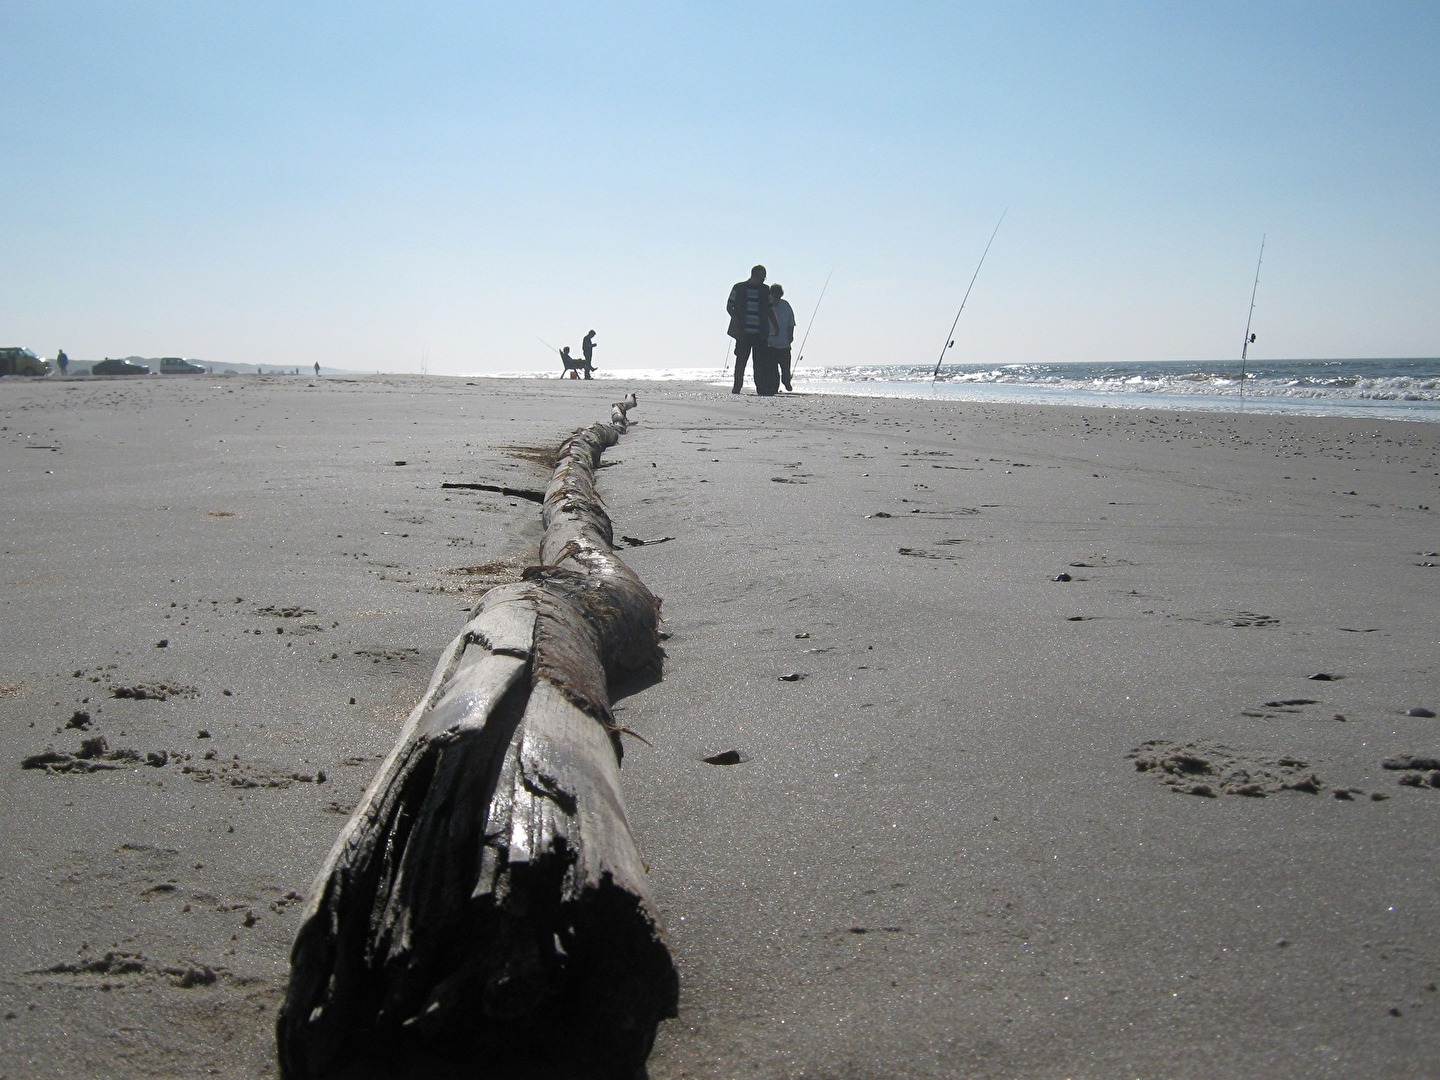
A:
[5,1,1437,373]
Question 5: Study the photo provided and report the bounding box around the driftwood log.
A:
[278,394,676,1078]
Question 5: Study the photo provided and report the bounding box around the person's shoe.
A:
[782,379,793,391]
[731,382,742,394]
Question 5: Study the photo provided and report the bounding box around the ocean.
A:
[497,358,1440,424]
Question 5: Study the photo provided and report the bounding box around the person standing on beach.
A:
[767,284,796,392]
[726,264,776,394]
[56,349,69,376]
[581,330,597,379]
[314,361,320,377]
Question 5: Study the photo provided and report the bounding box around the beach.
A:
[2,373,1437,1078]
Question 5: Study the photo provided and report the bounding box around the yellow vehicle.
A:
[0,347,52,376]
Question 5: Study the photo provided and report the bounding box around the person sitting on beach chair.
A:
[559,345,594,379]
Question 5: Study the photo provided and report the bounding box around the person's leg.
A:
[754,345,780,396]
[732,340,751,393]
[779,347,793,390]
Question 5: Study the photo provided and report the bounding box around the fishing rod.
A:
[538,336,570,378]
[1239,234,1265,387]
[931,208,1008,382]
[792,266,833,374]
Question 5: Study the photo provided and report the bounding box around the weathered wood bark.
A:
[277,396,676,1079]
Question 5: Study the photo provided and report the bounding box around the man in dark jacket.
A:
[726,264,776,394]
[581,330,597,378]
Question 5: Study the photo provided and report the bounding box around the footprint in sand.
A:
[1127,740,1354,799]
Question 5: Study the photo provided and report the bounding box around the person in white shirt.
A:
[767,283,797,392]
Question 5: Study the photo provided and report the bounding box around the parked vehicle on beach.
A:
[0,347,52,376]
[159,357,205,374]
[92,357,150,376]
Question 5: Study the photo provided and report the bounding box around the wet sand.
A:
[2,373,1438,1078]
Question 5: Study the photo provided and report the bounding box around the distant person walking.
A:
[767,284,796,392]
[581,330,597,378]
[726,264,776,394]
[56,349,69,376]
[313,361,320,377]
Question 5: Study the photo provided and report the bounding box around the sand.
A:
[1,373,1437,1078]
